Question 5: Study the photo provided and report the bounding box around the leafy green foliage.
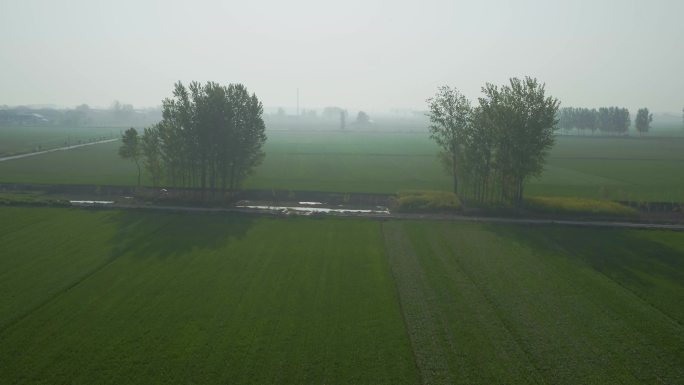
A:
[117,127,139,159]
[428,78,560,205]
[635,108,653,135]
[556,107,599,135]
[151,81,266,192]
[395,190,462,211]
[476,77,560,204]
[525,196,638,217]
[0,192,69,206]
[140,126,162,186]
[557,106,632,136]
[597,107,631,134]
[118,127,141,186]
[426,86,472,193]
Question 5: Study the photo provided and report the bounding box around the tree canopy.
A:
[427,77,559,205]
[140,81,266,193]
[118,127,142,186]
[355,111,371,125]
[478,78,559,203]
[557,107,630,135]
[635,108,653,136]
[426,86,472,193]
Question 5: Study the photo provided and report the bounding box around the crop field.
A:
[383,221,684,384]
[1,207,683,384]
[0,129,683,201]
[0,126,119,156]
[0,207,416,384]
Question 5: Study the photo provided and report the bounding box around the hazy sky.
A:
[1,0,682,112]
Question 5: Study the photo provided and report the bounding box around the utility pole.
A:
[296,88,299,116]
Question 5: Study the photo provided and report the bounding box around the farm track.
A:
[382,223,452,384]
[0,138,118,162]
[108,203,684,231]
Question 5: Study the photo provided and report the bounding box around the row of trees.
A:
[119,81,266,194]
[270,107,372,130]
[427,77,559,205]
[556,107,635,135]
[0,103,161,127]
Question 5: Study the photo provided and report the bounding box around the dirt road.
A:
[0,139,118,162]
[109,203,684,231]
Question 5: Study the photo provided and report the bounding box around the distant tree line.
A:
[119,81,266,194]
[266,106,377,131]
[0,103,161,127]
[427,77,559,205]
[557,107,633,135]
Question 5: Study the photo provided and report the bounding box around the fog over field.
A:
[2,2,684,384]
[1,0,683,113]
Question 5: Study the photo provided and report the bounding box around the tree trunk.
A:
[516,177,524,206]
[229,161,236,192]
[452,156,458,194]
[135,159,141,187]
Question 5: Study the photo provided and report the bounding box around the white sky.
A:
[1,0,682,112]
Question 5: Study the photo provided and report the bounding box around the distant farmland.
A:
[0,129,683,201]
[0,206,682,384]
[0,126,118,156]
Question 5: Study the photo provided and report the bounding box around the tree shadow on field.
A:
[485,224,684,321]
[104,209,256,260]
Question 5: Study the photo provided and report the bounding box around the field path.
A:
[381,222,454,384]
[382,222,545,384]
[0,138,118,162]
[108,203,684,231]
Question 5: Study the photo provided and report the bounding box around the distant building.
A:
[0,110,49,126]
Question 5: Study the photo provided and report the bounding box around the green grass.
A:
[524,196,638,217]
[0,208,125,329]
[0,130,683,201]
[383,220,684,384]
[0,207,416,384]
[1,207,683,383]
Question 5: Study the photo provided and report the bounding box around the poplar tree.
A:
[118,127,142,186]
[635,108,653,136]
[140,81,266,195]
[428,77,559,205]
[427,86,472,193]
[478,77,559,204]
